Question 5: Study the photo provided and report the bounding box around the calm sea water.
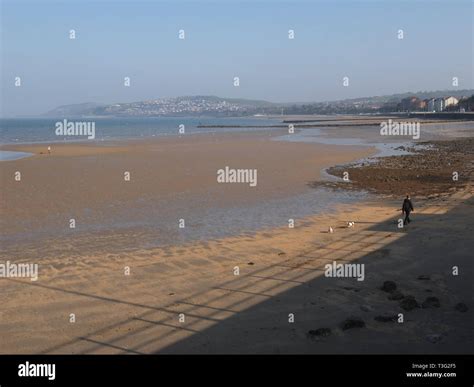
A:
[0,117,281,145]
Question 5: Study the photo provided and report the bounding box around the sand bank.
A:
[0,130,471,354]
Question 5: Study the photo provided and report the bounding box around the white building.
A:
[444,96,459,107]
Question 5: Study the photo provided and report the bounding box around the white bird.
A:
[347,221,355,228]
[328,226,334,233]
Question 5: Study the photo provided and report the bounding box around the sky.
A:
[1,0,473,117]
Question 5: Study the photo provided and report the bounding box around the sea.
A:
[0,116,282,145]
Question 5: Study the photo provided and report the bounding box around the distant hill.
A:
[44,102,106,117]
[42,90,474,117]
[43,96,277,118]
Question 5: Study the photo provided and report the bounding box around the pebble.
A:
[341,317,366,330]
[381,281,397,293]
[454,302,468,313]
[400,296,420,311]
[308,328,332,338]
[426,334,442,344]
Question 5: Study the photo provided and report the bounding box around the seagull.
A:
[328,226,334,233]
[347,221,355,228]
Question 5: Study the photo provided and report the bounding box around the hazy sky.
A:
[1,0,472,116]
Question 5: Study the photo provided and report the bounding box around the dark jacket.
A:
[402,198,414,212]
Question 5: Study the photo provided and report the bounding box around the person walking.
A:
[401,194,414,225]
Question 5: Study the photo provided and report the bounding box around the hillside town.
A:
[97,97,252,116]
[290,94,474,115]
[397,95,474,112]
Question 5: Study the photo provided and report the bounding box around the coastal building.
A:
[444,96,459,107]
[426,98,435,112]
[456,96,474,112]
[434,98,445,112]
[423,99,430,111]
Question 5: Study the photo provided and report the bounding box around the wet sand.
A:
[0,188,471,354]
[0,130,375,241]
[0,128,472,354]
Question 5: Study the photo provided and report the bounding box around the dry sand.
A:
[0,130,472,354]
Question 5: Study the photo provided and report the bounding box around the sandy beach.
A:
[0,129,472,354]
[0,130,374,242]
[2,2,473,384]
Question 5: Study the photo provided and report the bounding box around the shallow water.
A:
[0,150,33,161]
[0,186,370,251]
[275,121,474,158]
[275,127,414,157]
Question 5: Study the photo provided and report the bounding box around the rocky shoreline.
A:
[316,138,474,197]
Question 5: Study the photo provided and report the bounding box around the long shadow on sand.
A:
[153,195,473,354]
[15,193,472,354]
